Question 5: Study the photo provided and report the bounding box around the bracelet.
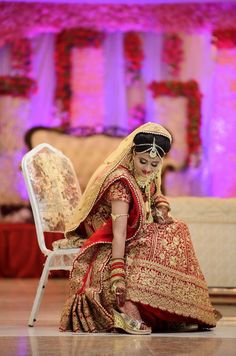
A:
[110,257,125,261]
[155,195,170,211]
[110,257,126,293]
[157,202,170,211]
[111,213,129,222]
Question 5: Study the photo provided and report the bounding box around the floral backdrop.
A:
[1,3,236,44]
[0,2,236,206]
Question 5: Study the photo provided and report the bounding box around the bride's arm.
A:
[110,199,129,307]
[111,200,129,259]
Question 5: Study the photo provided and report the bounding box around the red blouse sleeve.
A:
[106,180,132,204]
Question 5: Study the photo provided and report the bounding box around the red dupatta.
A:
[74,166,146,254]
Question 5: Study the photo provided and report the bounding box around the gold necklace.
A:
[134,172,154,223]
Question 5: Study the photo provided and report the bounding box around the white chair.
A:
[21,143,82,327]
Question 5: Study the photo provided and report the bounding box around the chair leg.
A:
[28,256,52,327]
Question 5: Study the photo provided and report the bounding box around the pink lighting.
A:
[209,48,236,197]
[0,1,236,204]
[1,2,236,46]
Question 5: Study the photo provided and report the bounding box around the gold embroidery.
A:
[107,180,131,203]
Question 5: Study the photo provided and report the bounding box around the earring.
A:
[128,156,134,173]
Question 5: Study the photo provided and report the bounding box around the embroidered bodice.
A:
[84,180,132,236]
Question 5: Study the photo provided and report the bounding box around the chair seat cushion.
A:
[52,236,86,250]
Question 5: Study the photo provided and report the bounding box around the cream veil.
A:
[66,122,172,234]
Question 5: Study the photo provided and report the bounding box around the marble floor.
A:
[0,279,235,356]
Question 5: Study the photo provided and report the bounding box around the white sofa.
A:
[26,127,236,288]
[169,197,236,288]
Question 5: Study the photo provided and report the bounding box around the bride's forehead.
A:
[134,152,160,162]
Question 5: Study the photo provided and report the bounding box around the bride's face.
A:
[133,152,161,178]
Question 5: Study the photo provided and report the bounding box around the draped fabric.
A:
[103,32,127,129]
[142,32,164,123]
[71,46,105,129]
[0,33,57,204]
[29,33,57,128]
[0,44,11,75]
[153,33,215,197]
[209,48,236,197]
[0,223,65,278]
[180,33,215,196]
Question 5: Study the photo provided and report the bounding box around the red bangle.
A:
[110,262,125,269]
[111,272,125,278]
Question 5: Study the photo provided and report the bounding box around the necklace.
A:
[134,172,154,223]
[134,175,150,191]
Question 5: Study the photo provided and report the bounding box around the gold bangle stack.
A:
[110,258,126,293]
[155,196,170,211]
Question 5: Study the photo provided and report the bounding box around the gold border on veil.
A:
[65,122,172,236]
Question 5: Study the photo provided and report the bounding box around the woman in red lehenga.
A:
[60,122,219,334]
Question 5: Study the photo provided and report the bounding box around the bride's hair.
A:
[133,132,171,157]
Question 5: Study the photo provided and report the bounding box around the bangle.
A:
[157,202,170,211]
[110,257,126,292]
[111,213,129,222]
[110,257,125,262]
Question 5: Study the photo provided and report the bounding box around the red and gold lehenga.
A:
[60,123,218,333]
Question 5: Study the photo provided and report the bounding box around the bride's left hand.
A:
[156,206,174,224]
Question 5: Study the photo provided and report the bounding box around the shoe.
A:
[113,309,151,335]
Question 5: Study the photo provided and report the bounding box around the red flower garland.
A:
[0,76,36,98]
[162,33,184,78]
[212,29,236,49]
[124,32,144,71]
[124,32,144,84]
[55,28,104,125]
[148,80,201,164]
[11,39,32,76]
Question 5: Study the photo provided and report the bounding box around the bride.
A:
[60,122,219,334]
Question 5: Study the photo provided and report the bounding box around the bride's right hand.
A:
[113,281,126,307]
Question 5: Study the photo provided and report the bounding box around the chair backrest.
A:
[25,127,178,194]
[21,143,82,255]
[25,127,124,192]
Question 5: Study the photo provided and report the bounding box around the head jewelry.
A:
[134,137,167,159]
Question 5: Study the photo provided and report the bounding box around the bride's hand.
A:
[113,281,126,307]
[156,206,174,225]
[163,215,175,224]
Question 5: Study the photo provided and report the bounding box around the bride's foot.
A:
[139,321,151,332]
[113,309,151,335]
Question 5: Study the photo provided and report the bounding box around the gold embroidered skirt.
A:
[60,221,217,332]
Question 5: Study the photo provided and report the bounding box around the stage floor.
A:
[0,279,236,355]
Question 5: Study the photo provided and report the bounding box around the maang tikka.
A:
[149,138,157,158]
[134,137,165,160]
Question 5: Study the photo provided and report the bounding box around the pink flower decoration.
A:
[0,76,36,98]
[212,29,236,49]
[1,3,236,44]
[162,33,184,78]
